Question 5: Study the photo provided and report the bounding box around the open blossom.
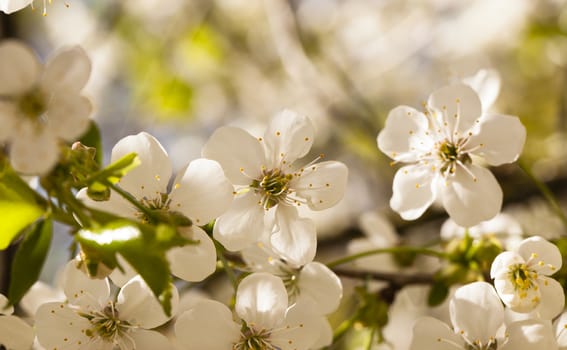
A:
[410,281,558,350]
[79,132,234,282]
[490,236,564,319]
[0,293,34,350]
[36,261,178,350]
[377,83,526,227]
[203,109,348,265]
[0,40,92,174]
[175,272,322,350]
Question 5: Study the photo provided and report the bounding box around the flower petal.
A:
[377,106,431,162]
[518,236,562,275]
[536,276,565,319]
[271,300,321,350]
[10,127,59,175]
[167,226,217,282]
[47,93,92,142]
[450,282,504,345]
[409,316,464,350]
[108,254,138,287]
[553,311,567,347]
[169,158,233,225]
[116,276,178,329]
[111,132,172,197]
[0,0,32,13]
[297,262,342,315]
[501,319,558,350]
[77,187,137,221]
[427,83,482,135]
[175,300,240,350]
[490,251,523,279]
[130,329,174,350]
[463,69,501,112]
[36,302,95,350]
[0,40,39,95]
[0,294,13,315]
[0,315,34,350]
[235,272,288,330]
[441,164,502,227]
[271,205,317,266]
[202,126,264,185]
[62,260,110,312]
[213,193,266,251]
[390,164,437,221]
[292,160,348,210]
[42,46,91,92]
[263,110,314,167]
[466,114,526,166]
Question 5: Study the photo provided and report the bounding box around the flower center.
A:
[438,140,471,175]
[251,168,293,209]
[464,338,498,350]
[234,325,276,350]
[508,263,537,295]
[135,192,171,224]
[17,88,47,121]
[83,304,130,342]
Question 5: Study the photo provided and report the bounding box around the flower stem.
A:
[519,160,567,230]
[325,246,446,269]
[105,182,155,221]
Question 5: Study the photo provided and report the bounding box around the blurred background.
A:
[2,0,567,347]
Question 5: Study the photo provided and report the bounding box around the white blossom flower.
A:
[202,109,348,265]
[36,261,178,350]
[79,131,234,282]
[490,236,564,319]
[175,272,322,350]
[553,311,567,349]
[0,293,34,350]
[0,0,31,14]
[0,40,92,174]
[410,281,558,350]
[377,83,526,227]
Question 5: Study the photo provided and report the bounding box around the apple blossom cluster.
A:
[0,8,567,350]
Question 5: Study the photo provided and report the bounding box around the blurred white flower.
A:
[0,0,31,14]
[36,261,178,350]
[175,272,322,350]
[0,293,34,350]
[378,83,526,227]
[79,132,234,282]
[462,69,501,112]
[410,282,558,350]
[0,40,92,174]
[203,109,348,265]
[491,236,564,319]
[441,213,523,249]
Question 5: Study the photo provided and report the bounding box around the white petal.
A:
[0,40,39,95]
[169,158,233,225]
[463,69,501,112]
[235,272,288,330]
[501,319,558,350]
[309,317,333,349]
[263,110,314,167]
[108,254,138,287]
[292,160,348,210]
[536,277,565,319]
[297,262,342,315]
[167,226,217,282]
[0,0,32,13]
[271,300,321,350]
[202,126,264,185]
[427,83,482,135]
[490,251,524,279]
[42,46,91,92]
[77,187,138,221]
[116,276,179,329]
[130,329,174,350]
[390,164,437,221]
[358,211,400,246]
[36,302,94,350]
[20,281,65,315]
[518,236,562,275]
[111,132,172,197]
[175,300,240,350]
[409,316,464,350]
[0,102,18,142]
[62,260,110,312]
[441,164,502,227]
[213,193,266,251]
[450,282,503,345]
[46,93,92,142]
[553,311,567,347]
[10,127,59,175]
[0,294,13,315]
[271,205,317,266]
[0,315,34,350]
[466,114,526,166]
[377,106,431,162]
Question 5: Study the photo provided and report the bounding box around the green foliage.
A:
[8,218,52,306]
[84,152,140,201]
[78,121,103,166]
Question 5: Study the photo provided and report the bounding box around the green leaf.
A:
[84,153,140,201]
[428,281,449,306]
[78,121,103,166]
[0,173,44,250]
[8,219,52,305]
